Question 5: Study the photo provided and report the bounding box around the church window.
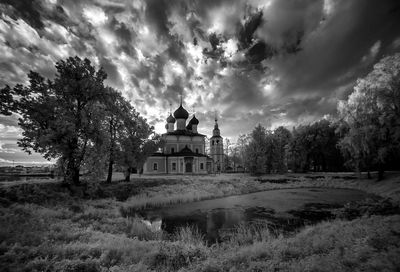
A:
[216,140,219,144]
[172,163,176,171]
[171,147,175,153]
[200,163,204,170]
[196,148,199,154]
[212,141,214,145]
[153,163,158,171]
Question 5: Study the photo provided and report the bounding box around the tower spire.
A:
[180,92,183,106]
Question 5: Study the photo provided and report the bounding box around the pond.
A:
[143,188,371,243]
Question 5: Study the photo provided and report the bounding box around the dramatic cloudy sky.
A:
[0,0,400,165]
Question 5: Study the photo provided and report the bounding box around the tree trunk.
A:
[106,159,113,183]
[106,120,115,183]
[124,168,131,182]
[65,159,80,185]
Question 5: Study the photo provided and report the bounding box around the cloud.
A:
[0,141,19,153]
[1,0,399,158]
[83,6,108,26]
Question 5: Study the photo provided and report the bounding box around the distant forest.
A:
[226,53,400,179]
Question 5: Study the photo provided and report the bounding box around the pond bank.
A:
[1,173,399,271]
[119,172,400,215]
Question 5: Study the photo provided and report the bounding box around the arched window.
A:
[216,140,219,144]
[171,147,175,154]
[196,148,199,154]
[212,141,214,146]
[153,163,158,171]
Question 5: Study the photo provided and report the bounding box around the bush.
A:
[335,198,400,220]
[145,242,208,271]
[220,221,275,246]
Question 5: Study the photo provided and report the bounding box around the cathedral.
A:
[143,100,224,174]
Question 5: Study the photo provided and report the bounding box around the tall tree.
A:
[103,88,128,183]
[237,133,250,171]
[15,57,108,185]
[0,85,15,115]
[338,53,400,180]
[288,120,344,173]
[273,126,292,173]
[245,124,267,175]
[288,125,310,172]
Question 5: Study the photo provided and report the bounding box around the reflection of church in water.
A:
[143,98,224,174]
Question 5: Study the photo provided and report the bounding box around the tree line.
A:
[226,53,400,179]
[1,57,163,185]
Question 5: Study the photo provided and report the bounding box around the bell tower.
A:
[210,114,224,172]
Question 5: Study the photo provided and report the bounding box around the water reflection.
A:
[150,207,293,243]
[143,188,370,243]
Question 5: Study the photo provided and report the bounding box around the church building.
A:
[143,99,224,174]
[210,118,224,172]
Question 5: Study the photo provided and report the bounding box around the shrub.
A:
[145,241,208,271]
[174,226,205,246]
[220,221,275,246]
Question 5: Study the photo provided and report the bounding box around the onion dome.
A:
[174,104,189,119]
[167,113,176,123]
[186,122,192,130]
[189,115,199,125]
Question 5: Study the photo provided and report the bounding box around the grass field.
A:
[0,172,399,271]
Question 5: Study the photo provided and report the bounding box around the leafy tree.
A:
[15,57,108,185]
[237,133,250,171]
[288,120,344,173]
[244,125,292,175]
[103,88,130,183]
[245,124,268,175]
[0,85,15,115]
[288,125,310,172]
[117,127,164,182]
[338,53,400,180]
[228,145,241,171]
[273,126,292,173]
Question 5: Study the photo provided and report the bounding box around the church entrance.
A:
[184,157,193,173]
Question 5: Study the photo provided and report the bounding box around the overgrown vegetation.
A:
[1,173,399,271]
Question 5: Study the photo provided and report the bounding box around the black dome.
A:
[189,115,199,125]
[174,105,189,119]
[167,113,176,123]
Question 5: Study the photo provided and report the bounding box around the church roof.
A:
[167,113,176,123]
[174,104,189,119]
[163,130,205,137]
[189,115,199,125]
[149,147,210,158]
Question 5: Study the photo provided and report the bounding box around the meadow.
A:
[1,172,399,271]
